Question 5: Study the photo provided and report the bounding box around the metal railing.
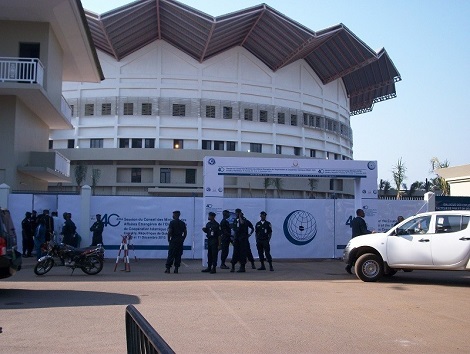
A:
[125,305,175,354]
[0,57,44,86]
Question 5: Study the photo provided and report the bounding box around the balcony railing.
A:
[0,57,44,86]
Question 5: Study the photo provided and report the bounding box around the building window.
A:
[214,141,224,150]
[101,103,111,116]
[142,103,152,115]
[186,169,196,184]
[131,168,141,183]
[290,114,297,126]
[123,102,134,115]
[172,104,186,117]
[205,105,216,118]
[90,139,103,148]
[244,108,253,121]
[145,138,155,148]
[67,139,75,149]
[223,106,232,119]
[330,179,335,190]
[132,139,142,148]
[202,140,212,150]
[277,112,285,124]
[48,140,53,149]
[294,147,301,156]
[310,149,316,158]
[173,139,183,149]
[250,143,262,153]
[70,105,75,117]
[276,145,282,154]
[119,138,129,148]
[316,116,322,128]
[259,110,268,122]
[160,168,171,183]
[226,141,236,151]
[85,103,94,116]
[335,154,341,160]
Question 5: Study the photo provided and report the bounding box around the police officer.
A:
[165,210,187,274]
[202,212,221,274]
[42,209,54,242]
[231,209,254,273]
[21,212,33,257]
[219,210,232,269]
[90,214,104,246]
[255,211,274,271]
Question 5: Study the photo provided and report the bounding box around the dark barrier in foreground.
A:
[125,304,175,354]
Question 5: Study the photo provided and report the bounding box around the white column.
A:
[80,185,92,245]
[424,192,435,212]
[0,183,11,209]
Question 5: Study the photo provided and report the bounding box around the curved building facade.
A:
[48,0,401,198]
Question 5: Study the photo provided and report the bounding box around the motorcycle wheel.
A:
[34,258,54,275]
[81,255,104,275]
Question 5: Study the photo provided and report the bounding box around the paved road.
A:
[1,257,470,353]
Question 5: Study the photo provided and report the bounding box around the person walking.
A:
[165,210,187,274]
[42,209,54,242]
[201,212,221,274]
[33,215,46,260]
[219,210,232,269]
[255,211,274,271]
[345,208,374,274]
[21,212,34,257]
[231,209,254,273]
[90,214,104,246]
[61,212,77,247]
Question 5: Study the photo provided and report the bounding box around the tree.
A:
[272,178,283,198]
[392,158,406,199]
[308,178,318,198]
[91,168,101,196]
[74,162,88,191]
[407,181,426,197]
[263,178,273,197]
[379,179,391,196]
[430,157,450,195]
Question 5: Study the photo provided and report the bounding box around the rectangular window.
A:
[90,139,103,148]
[316,116,322,128]
[85,103,94,116]
[202,140,212,150]
[329,179,335,190]
[335,153,340,160]
[160,168,171,183]
[327,119,333,131]
[205,105,216,118]
[214,141,224,150]
[131,168,141,183]
[250,143,262,153]
[142,103,152,116]
[132,139,142,148]
[70,105,75,117]
[277,112,285,124]
[172,104,186,117]
[244,108,253,121]
[294,147,301,156]
[67,139,75,149]
[173,139,183,149]
[310,149,316,158]
[259,110,268,122]
[119,138,129,148]
[101,103,111,116]
[144,138,155,148]
[123,102,134,115]
[223,106,232,119]
[48,140,53,149]
[185,169,196,184]
[276,145,282,155]
[226,141,236,151]
[290,114,297,126]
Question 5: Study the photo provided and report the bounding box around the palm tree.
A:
[379,179,391,197]
[91,168,101,195]
[392,158,406,199]
[272,178,283,198]
[74,162,88,192]
[263,178,273,197]
[308,178,318,198]
[407,181,426,197]
[430,157,450,196]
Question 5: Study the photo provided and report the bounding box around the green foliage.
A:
[392,158,407,199]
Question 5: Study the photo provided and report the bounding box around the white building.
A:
[48,0,401,197]
[436,165,470,196]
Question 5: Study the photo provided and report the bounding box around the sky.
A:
[81,0,470,187]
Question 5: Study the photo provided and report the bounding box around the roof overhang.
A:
[436,165,470,182]
[1,0,104,82]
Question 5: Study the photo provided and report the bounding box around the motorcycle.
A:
[34,240,105,276]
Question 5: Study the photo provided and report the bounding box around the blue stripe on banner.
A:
[336,245,346,249]
[105,245,192,251]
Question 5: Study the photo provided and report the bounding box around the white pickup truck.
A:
[343,211,470,282]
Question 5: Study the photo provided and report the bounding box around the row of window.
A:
[72,102,350,135]
[128,168,195,184]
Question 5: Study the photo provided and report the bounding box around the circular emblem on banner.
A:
[283,210,317,246]
[367,161,376,170]
[208,158,216,165]
[218,167,225,172]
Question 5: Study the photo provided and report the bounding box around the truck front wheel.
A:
[355,253,384,282]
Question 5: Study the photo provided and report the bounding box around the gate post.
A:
[0,183,10,209]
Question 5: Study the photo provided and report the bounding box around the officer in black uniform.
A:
[42,209,54,242]
[165,210,187,274]
[219,210,232,269]
[202,212,221,274]
[231,209,254,273]
[90,214,104,246]
[255,211,274,271]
